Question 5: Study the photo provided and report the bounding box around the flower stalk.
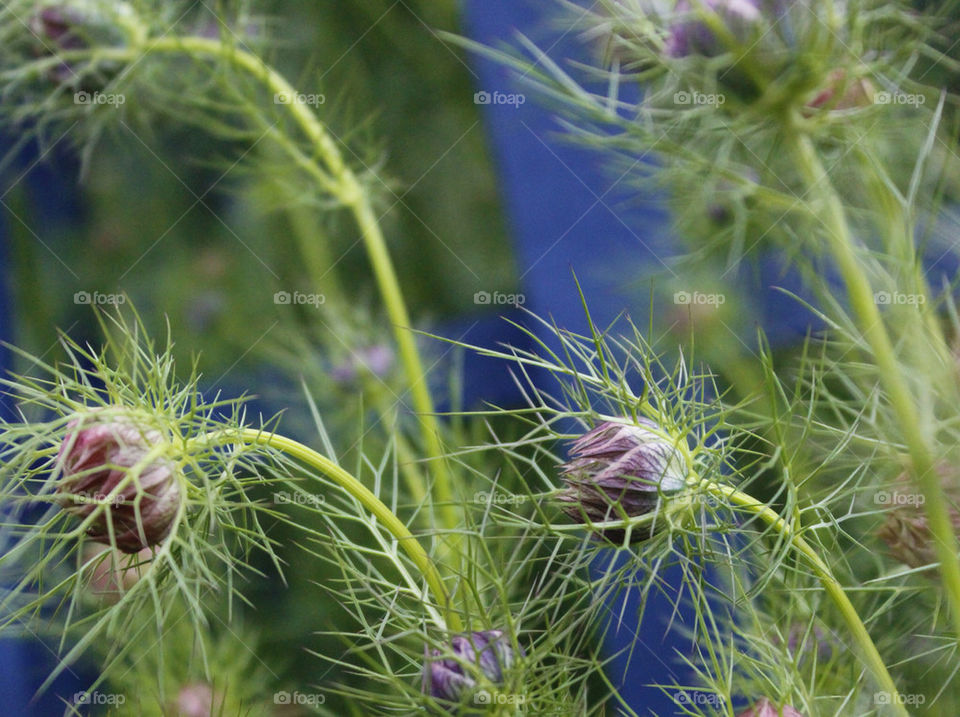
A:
[703,481,908,717]
[789,125,960,643]
[189,427,461,632]
[86,34,459,539]
[556,418,904,710]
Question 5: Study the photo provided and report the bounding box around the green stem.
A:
[96,36,459,536]
[703,483,908,717]
[281,201,428,506]
[194,428,461,632]
[790,129,960,641]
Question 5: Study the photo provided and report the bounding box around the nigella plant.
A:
[3,0,960,714]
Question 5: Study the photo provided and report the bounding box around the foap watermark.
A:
[274,91,325,107]
[274,290,326,308]
[874,291,925,306]
[273,691,326,706]
[74,291,126,306]
[673,90,725,106]
[474,491,526,506]
[672,493,721,511]
[474,689,526,706]
[875,91,925,107]
[474,290,525,307]
[874,691,926,707]
[273,491,325,507]
[673,290,725,307]
[74,90,125,106]
[74,691,126,706]
[474,90,526,108]
[69,492,125,508]
[675,691,722,707]
[875,490,925,507]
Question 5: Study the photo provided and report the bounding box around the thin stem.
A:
[94,36,459,537]
[703,483,908,716]
[790,128,960,641]
[281,202,428,505]
[192,428,461,632]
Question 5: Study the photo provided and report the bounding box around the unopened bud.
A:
[57,409,181,553]
[556,419,688,543]
[736,698,805,717]
[422,630,522,705]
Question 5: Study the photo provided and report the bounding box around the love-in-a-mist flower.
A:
[422,630,522,706]
[57,409,182,553]
[736,698,805,717]
[666,0,764,58]
[876,465,960,573]
[557,418,689,543]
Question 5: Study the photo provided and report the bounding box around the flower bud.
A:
[770,622,834,663]
[422,630,522,706]
[175,682,223,717]
[736,698,805,717]
[83,544,152,602]
[666,0,763,58]
[876,465,960,573]
[330,344,394,385]
[57,410,181,553]
[31,7,90,52]
[806,69,875,111]
[29,3,133,87]
[556,419,688,543]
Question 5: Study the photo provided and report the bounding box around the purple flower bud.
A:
[771,623,834,663]
[330,344,395,385]
[736,699,805,717]
[57,410,181,553]
[667,0,764,58]
[422,630,522,706]
[557,419,688,542]
[28,4,130,86]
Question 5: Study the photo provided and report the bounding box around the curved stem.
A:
[95,36,459,536]
[790,129,960,641]
[192,428,461,632]
[703,483,908,716]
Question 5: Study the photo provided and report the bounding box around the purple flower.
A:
[736,698,805,717]
[556,419,688,542]
[422,630,522,706]
[667,0,764,58]
[57,410,181,553]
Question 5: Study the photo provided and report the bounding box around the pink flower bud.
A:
[57,411,181,553]
[736,698,805,717]
[175,682,223,717]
